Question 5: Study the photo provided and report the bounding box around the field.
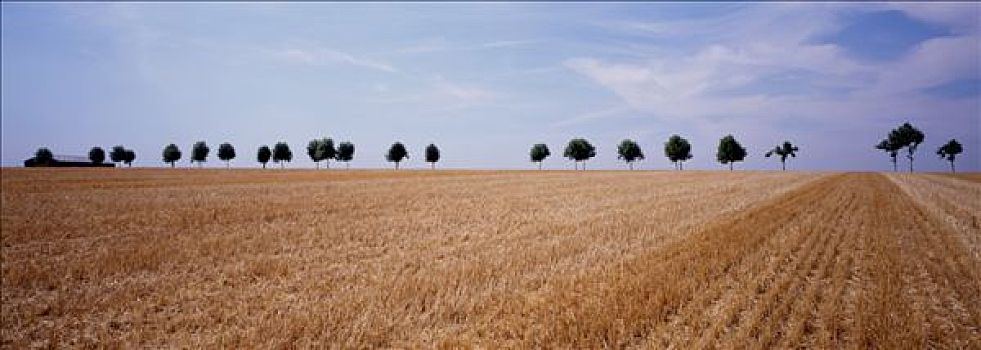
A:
[1,168,979,348]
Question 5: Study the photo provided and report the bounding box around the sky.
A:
[2,2,979,171]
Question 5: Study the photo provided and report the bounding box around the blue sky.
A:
[2,2,978,171]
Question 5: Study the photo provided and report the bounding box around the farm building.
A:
[24,154,114,167]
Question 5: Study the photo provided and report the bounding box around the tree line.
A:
[875,122,964,173]
[528,134,791,171]
[30,121,964,172]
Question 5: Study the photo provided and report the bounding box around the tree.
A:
[305,139,324,169]
[425,144,440,169]
[162,144,181,168]
[764,141,799,171]
[717,134,747,171]
[386,142,409,170]
[937,139,963,173]
[664,135,693,170]
[110,145,127,166]
[191,141,210,168]
[321,138,336,169]
[893,122,925,172]
[336,142,355,169]
[217,142,236,168]
[563,138,596,170]
[530,143,551,170]
[89,147,106,165]
[876,138,901,172]
[123,149,135,167]
[617,139,644,170]
[35,147,54,165]
[257,145,272,169]
[273,142,292,168]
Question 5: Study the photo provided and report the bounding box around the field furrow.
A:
[2,169,978,348]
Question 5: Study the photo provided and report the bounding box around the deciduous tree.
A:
[530,143,550,170]
[937,139,963,173]
[273,142,292,168]
[191,141,210,168]
[664,135,693,170]
[387,142,409,170]
[336,142,355,169]
[257,145,271,169]
[162,144,181,168]
[563,138,596,170]
[35,147,53,165]
[425,144,440,169]
[617,139,644,170]
[717,135,747,171]
[89,147,105,165]
[764,141,799,171]
[217,142,236,168]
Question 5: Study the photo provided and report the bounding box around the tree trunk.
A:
[892,158,897,172]
[316,161,319,169]
[729,162,733,171]
[629,162,633,171]
[262,163,266,169]
[782,161,786,171]
[346,162,350,169]
[582,161,586,171]
[951,160,956,173]
[538,162,542,170]
[431,162,435,170]
[574,162,577,171]
[909,158,914,173]
[170,162,175,168]
[395,162,400,170]
[325,160,330,169]
[226,161,230,169]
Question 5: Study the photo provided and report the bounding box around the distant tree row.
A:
[529,135,797,171]
[875,122,963,173]
[30,123,964,172]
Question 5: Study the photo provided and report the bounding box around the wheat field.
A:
[1,168,978,348]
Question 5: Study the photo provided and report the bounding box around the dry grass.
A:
[1,168,978,348]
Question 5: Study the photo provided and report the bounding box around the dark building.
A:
[24,155,115,167]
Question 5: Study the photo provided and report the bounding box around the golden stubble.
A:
[1,169,977,348]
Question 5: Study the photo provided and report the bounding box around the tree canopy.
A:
[563,138,596,170]
[530,143,550,170]
[272,142,292,168]
[937,139,963,173]
[257,145,272,168]
[386,142,409,169]
[89,147,105,164]
[892,122,925,172]
[191,141,210,167]
[162,144,181,167]
[664,135,693,170]
[217,142,236,167]
[617,139,644,170]
[123,149,135,167]
[336,142,355,168]
[110,145,127,165]
[716,134,747,171]
[425,144,440,169]
[764,141,799,171]
[35,147,53,165]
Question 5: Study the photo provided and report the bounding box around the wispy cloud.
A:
[276,47,397,73]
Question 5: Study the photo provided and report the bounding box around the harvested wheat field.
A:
[1,168,979,348]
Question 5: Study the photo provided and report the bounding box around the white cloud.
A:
[564,3,979,127]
